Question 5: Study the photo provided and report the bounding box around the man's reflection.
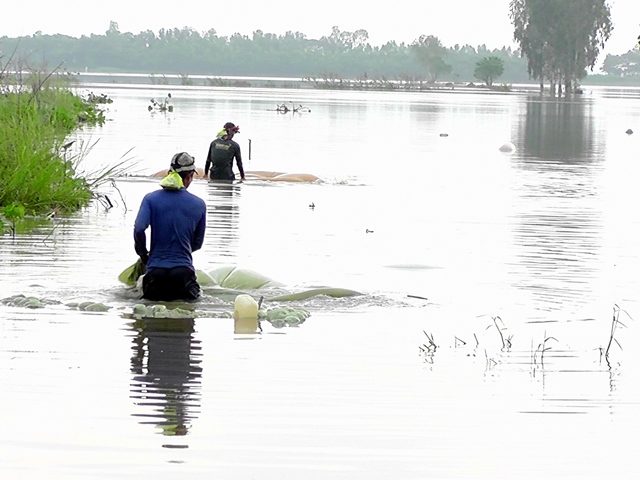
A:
[206,182,241,259]
[129,318,202,438]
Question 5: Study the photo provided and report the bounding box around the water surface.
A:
[2,84,640,479]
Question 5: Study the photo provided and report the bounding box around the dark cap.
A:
[224,122,240,133]
[170,152,197,173]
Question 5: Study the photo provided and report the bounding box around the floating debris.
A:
[148,93,174,113]
[271,102,311,114]
[499,142,516,153]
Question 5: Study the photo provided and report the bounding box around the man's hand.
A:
[140,253,149,266]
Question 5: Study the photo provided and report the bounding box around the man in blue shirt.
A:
[134,152,207,301]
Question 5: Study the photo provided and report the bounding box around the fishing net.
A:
[118,258,146,286]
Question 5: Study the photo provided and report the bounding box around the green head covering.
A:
[160,171,185,190]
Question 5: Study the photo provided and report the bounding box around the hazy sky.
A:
[2,0,638,57]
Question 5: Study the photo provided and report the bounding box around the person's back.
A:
[205,122,245,181]
[134,152,206,301]
[136,188,205,269]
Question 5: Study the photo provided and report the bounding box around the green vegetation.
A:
[602,48,640,76]
[410,35,452,82]
[0,23,531,84]
[148,93,173,112]
[510,0,613,95]
[1,19,638,88]
[0,58,111,233]
[474,56,505,87]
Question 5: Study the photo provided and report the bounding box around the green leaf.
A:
[4,203,25,221]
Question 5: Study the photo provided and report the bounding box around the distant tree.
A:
[410,35,452,82]
[474,56,505,86]
[107,21,120,36]
[510,0,613,95]
[601,50,640,76]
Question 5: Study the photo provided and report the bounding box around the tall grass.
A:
[0,62,107,215]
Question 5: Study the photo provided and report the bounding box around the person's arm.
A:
[204,142,213,178]
[191,204,206,252]
[133,198,151,264]
[234,143,245,180]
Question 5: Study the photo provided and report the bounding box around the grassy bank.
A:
[0,69,108,231]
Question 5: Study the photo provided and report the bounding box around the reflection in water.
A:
[521,96,598,162]
[510,205,602,310]
[235,316,261,334]
[129,318,202,441]
[206,182,241,259]
[4,87,640,478]
[509,97,604,312]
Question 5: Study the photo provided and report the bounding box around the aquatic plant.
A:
[85,91,113,105]
[488,315,512,352]
[454,336,471,349]
[531,332,558,376]
[80,143,138,211]
[148,93,173,112]
[419,331,438,363]
[602,304,633,361]
[179,74,193,86]
[271,102,311,114]
[148,74,170,85]
[484,350,499,370]
[0,202,25,237]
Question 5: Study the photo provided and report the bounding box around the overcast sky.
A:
[2,0,638,57]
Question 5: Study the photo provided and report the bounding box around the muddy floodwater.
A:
[2,83,640,479]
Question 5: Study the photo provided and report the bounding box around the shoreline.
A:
[69,72,538,94]
[68,72,640,94]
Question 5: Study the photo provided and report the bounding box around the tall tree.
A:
[510,0,612,95]
[410,35,452,82]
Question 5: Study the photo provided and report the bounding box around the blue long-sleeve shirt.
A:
[134,188,206,270]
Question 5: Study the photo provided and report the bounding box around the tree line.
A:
[0,23,531,85]
[1,2,637,92]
